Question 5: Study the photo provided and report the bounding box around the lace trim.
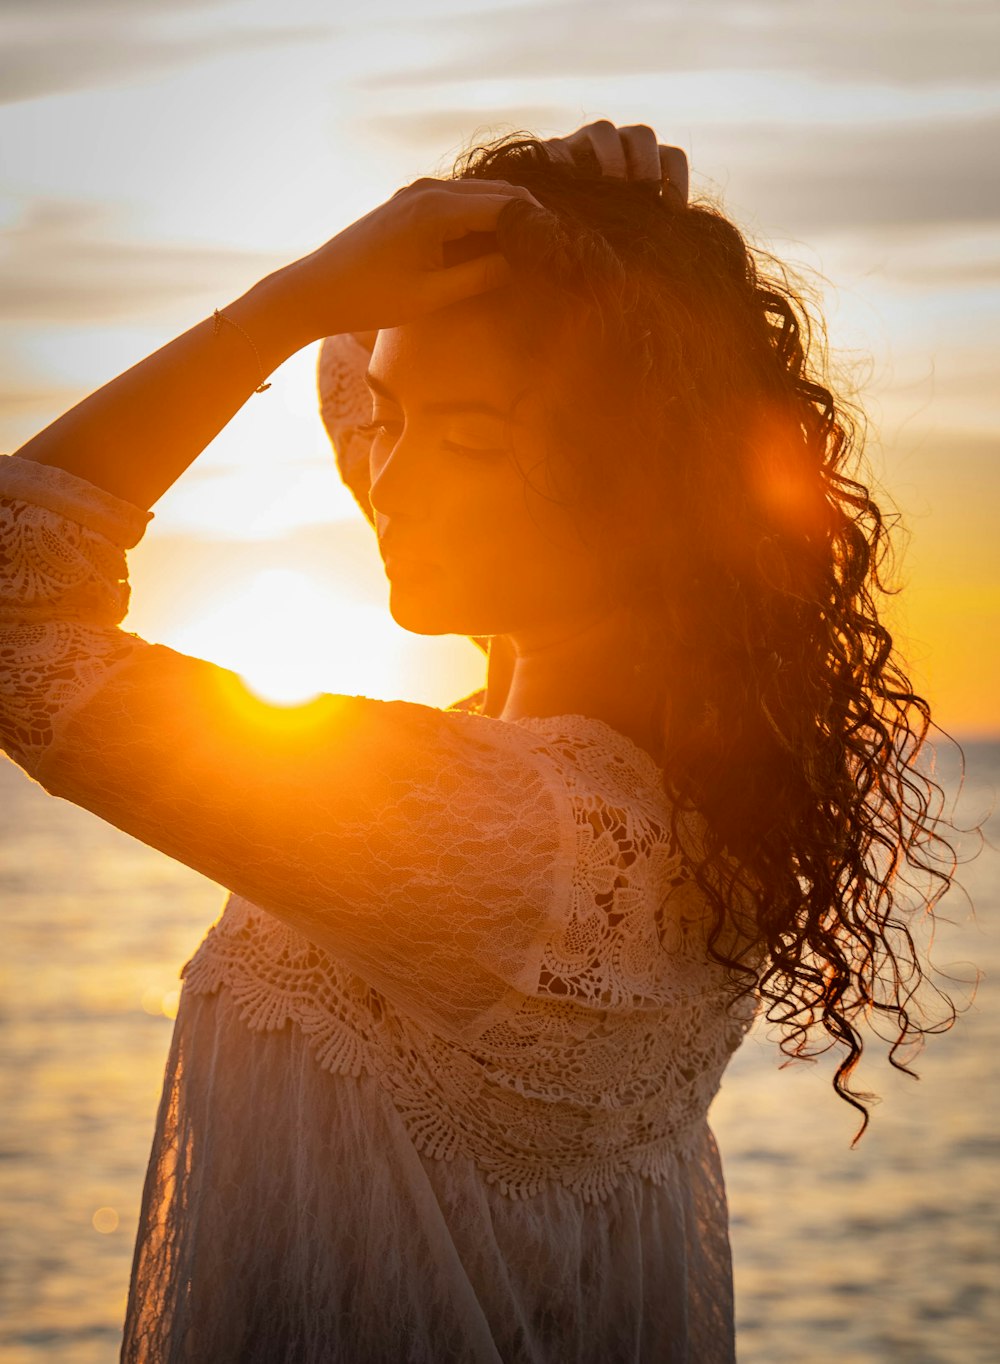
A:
[0,454,152,548]
[0,622,147,771]
[0,470,152,770]
[0,495,131,625]
[317,333,372,430]
[0,457,756,1202]
[510,711,666,795]
[317,334,374,519]
[181,714,756,1204]
[182,899,752,1204]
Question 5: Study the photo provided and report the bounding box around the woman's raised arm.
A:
[0,176,560,1039]
[12,178,544,512]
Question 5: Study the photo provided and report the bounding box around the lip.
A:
[382,553,440,585]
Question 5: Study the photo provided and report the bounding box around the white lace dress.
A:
[0,451,757,1363]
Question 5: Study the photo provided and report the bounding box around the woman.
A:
[0,122,955,1362]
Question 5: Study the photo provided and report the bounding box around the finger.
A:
[541,135,575,166]
[406,175,540,199]
[430,185,546,237]
[431,250,513,308]
[658,145,689,206]
[392,176,518,201]
[583,119,628,178]
[542,127,595,165]
[546,121,626,176]
[618,124,661,183]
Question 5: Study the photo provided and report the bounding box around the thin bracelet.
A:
[212,308,272,393]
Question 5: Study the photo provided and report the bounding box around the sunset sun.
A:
[160,561,487,709]
[169,566,398,705]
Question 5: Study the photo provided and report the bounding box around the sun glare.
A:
[169,567,402,706]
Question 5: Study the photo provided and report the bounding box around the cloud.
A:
[363,106,578,157]
[360,102,1000,235]
[0,8,329,105]
[703,112,1000,236]
[0,199,284,323]
[363,0,1000,91]
[822,226,1000,292]
[3,0,229,11]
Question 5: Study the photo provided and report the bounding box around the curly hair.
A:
[451,131,963,1138]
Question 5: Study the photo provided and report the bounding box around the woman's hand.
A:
[274,178,547,345]
[543,120,688,206]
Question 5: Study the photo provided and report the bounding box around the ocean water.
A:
[1,742,997,1364]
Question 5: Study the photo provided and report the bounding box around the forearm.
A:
[12,270,313,512]
[11,177,543,512]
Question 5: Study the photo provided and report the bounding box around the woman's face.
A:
[365,291,606,640]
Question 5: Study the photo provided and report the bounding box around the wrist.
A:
[224,267,323,372]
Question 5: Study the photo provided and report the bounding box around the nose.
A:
[367,429,428,521]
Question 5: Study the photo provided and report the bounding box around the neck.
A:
[484,608,664,761]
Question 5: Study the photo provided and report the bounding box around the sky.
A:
[1,0,997,733]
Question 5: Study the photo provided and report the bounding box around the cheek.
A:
[388,444,602,635]
[445,491,598,631]
[452,466,562,575]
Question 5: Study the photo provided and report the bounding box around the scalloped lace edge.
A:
[180,948,707,1205]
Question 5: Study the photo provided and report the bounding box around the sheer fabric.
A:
[0,452,756,1361]
[123,988,738,1364]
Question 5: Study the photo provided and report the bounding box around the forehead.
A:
[368,289,528,403]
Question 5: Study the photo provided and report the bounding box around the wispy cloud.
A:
[361,104,1000,236]
[821,226,1000,292]
[702,112,1000,235]
[0,199,283,322]
[363,106,578,155]
[363,0,1000,90]
[0,5,329,105]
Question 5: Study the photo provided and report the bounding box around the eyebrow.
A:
[364,371,517,422]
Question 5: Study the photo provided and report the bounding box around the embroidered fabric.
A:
[0,450,754,1358]
[0,452,755,1202]
[0,460,151,766]
[0,452,755,1204]
[121,986,739,1364]
[178,713,755,1204]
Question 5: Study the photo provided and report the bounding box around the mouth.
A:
[382,553,440,586]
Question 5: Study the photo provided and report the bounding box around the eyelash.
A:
[354,420,504,458]
[355,419,397,440]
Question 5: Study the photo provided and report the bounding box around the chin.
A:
[387,583,502,638]
[388,586,461,637]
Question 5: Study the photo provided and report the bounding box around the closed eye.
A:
[355,421,505,458]
[441,441,508,458]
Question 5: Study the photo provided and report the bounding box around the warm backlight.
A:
[168,567,400,706]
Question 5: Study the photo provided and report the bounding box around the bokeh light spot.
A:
[92,1206,119,1234]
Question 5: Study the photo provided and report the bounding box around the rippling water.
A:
[1,743,996,1363]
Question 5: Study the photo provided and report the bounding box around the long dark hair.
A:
[453,131,964,1137]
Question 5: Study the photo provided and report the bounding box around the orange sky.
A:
[2,0,997,735]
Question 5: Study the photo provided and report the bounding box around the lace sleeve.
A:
[30,652,574,1040]
[0,456,574,1040]
[0,455,154,767]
